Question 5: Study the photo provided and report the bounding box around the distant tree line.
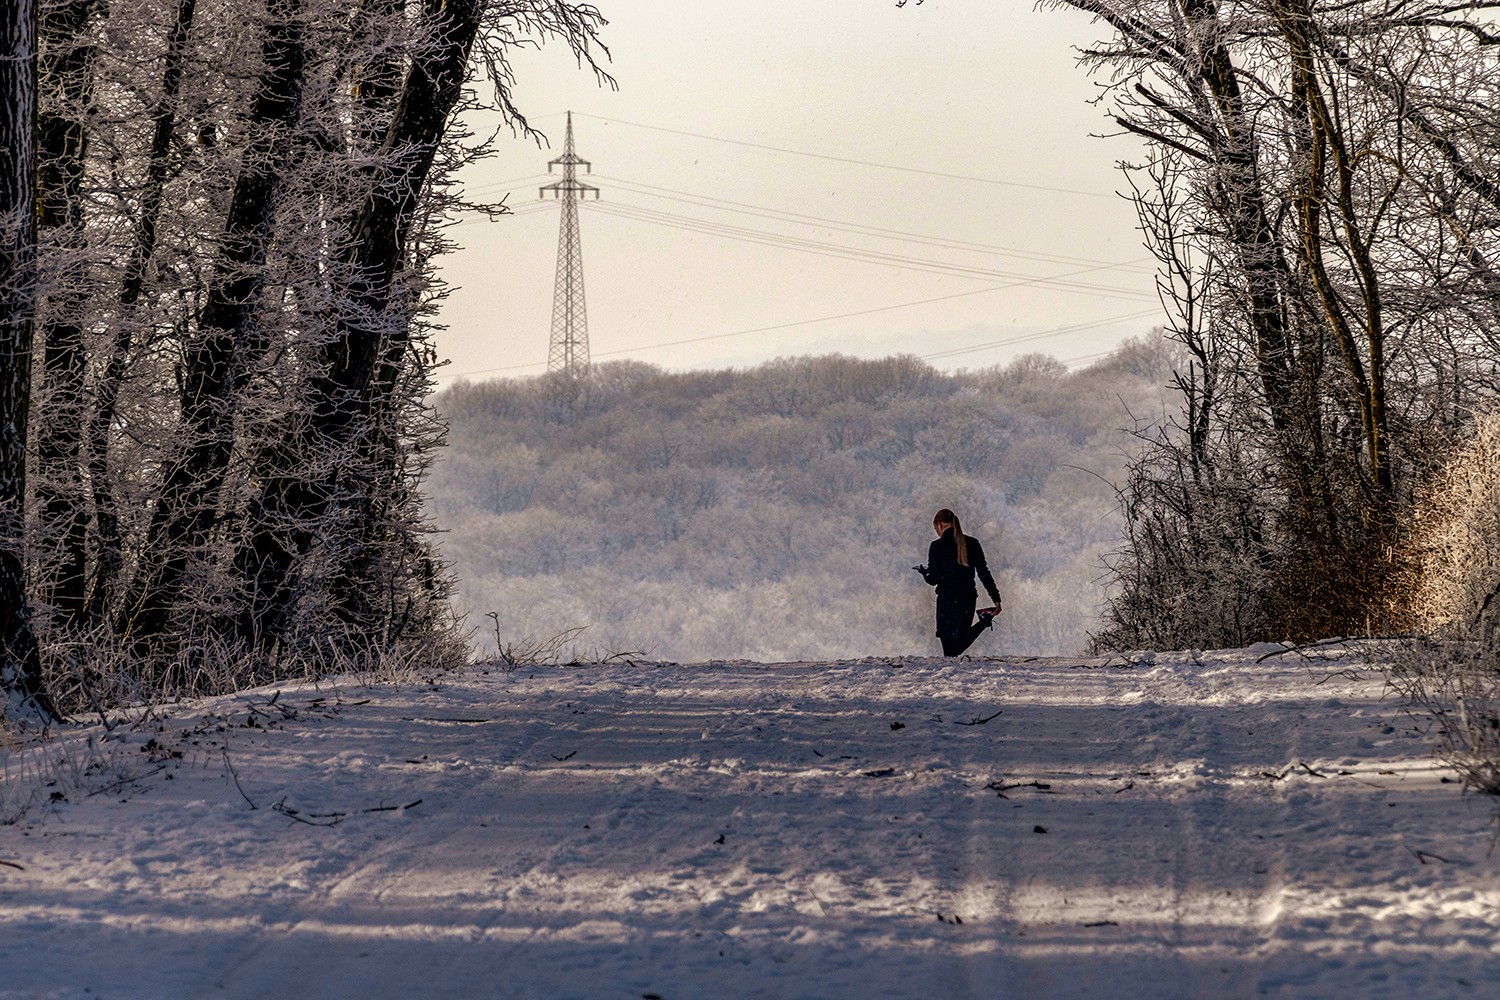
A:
[0,0,609,720]
[431,346,1175,662]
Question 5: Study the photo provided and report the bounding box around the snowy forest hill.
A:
[428,340,1175,662]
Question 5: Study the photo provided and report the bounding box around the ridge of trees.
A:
[430,345,1175,662]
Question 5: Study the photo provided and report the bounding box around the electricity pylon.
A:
[540,111,598,378]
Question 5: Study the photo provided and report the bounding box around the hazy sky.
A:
[436,2,1157,384]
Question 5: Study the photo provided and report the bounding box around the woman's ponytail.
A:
[933,508,969,567]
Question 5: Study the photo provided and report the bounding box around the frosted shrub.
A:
[1388,639,1500,795]
[1390,413,1500,794]
[1408,413,1500,636]
[1090,433,1270,653]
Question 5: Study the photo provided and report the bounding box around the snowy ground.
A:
[1,646,1497,999]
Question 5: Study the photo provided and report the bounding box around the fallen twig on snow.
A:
[272,799,340,827]
[273,798,423,827]
[222,749,256,810]
[235,692,301,726]
[403,717,492,725]
[955,710,1002,726]
[1256,636,1395,665]
[1410,848,1451,865]
[85,764,167,798]
[987,780,1052,798]
[1258,762,1328,781]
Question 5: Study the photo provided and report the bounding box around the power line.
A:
[918,311,1160,362]
[451,201,555,223]
[455,171,1154,281]
[437,114,1157,381]
[452,193,1151,300]
[571,112,1122,199]
[586,200,1152,301]
[465,171,1151,274]
[1060,348,1122,368]
[463,172,553,197]
[594,175,1155,274]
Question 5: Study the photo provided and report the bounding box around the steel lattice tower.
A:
[540,112,598,378]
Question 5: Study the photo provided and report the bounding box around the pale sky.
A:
[436,2,1158,383]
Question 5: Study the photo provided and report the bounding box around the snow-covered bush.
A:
[1089,429,1270,653]
[1387,639,1500,795]
[1407,413,1500,637]
[1385,412,1500,794]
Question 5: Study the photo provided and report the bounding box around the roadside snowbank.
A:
[2,647,1496,999]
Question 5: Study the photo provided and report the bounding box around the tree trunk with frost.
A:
[35,0,98,625]
[0,0,54,718]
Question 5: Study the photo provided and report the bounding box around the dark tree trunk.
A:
[1279,2,1390,509]
[352,0,404,151]
[35,0,97,624]
[122,0,305,647]
[0,0,55,718]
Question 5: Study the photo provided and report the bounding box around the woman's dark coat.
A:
[920,527,1001,650]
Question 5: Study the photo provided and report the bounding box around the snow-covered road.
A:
[2,648,1496,999]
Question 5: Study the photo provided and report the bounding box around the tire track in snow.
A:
[4,652,1495,1000]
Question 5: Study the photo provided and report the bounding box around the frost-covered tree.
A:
[1034,1,1500,642]
[5,0,612,716]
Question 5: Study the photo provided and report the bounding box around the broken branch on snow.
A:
[273,798,423,827]
[955,710,1003,726]
[987,780,1052,798]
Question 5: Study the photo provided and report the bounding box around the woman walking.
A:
[916,508,1002,657]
